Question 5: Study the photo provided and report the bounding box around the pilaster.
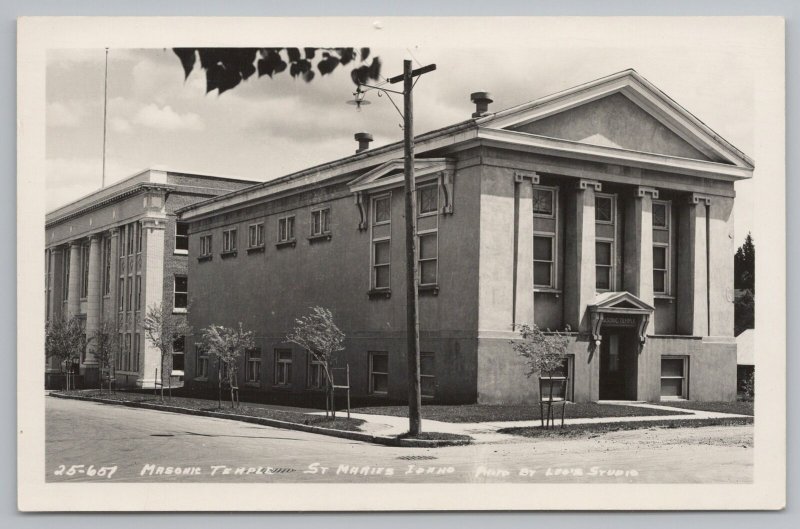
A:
[623,186,657,332]
[513,171,538,327]
[564,179,599,332]
[138,218,166,388]
[66,242,82,317]
[84,234,102,367]
[677,193,711,335]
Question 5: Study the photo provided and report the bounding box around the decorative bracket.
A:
[355,192,368,231]
[514,171,540,185]
[578,179,602,191]
[440,170,455,215]
[688,193,712,206]
[636,186,659,199]
[637,314,650,350]
[590,311,604,348]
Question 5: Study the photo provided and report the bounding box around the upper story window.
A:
[533,185,559,289]
[311,207,331,236]
[277,215,295,243]
[174,275,188,310]
[652,199,671,295]
[175,222,189,252]
[373,195,391,225]
[135,222,142,254]
[248,222,264,247]
[200,234,213,256]
[222,228,237,253]
[595,193,616,291]
[102,237,111,296]
[533,188,555,218]
[418,184,438,216]
[80,243,90,299]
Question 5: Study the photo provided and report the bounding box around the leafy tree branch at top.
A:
[172,48,382,95]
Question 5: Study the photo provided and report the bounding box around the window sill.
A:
[171,370,185,377]
[418,284,439,296]
[275,240,297,249]
[367,289,391,300]
[246,246,265,254]
[172,308,187,315]
[272,384,293,390]
[194,377,208,382]
[173,249,189,256]
[307,233,332,244]
[197,254,213,262]
[655,294,675,303]
[220,250,238,259]
[534,288,561,297]
[245,382,261,388]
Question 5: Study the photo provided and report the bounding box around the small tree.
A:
[286,306,345,418]
[200,323,255,408]
[143,303,192,401]
[90,320,119,392]
[45,315,86,390]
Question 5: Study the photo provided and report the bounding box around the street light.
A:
[352,60,436,435]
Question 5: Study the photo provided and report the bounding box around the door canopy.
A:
[588,291,655,347]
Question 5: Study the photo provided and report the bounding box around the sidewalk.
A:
[310,402,754,444]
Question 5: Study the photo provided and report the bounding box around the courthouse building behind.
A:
[44,169,254,388]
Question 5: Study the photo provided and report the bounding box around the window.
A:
[102,237,111,295]
[420,352,435,398]
[175,222,189,252]
[596,241,613,291]
[62,253,70,300]
[541,356,574,401]
[373,195,391,224]
[652,201,669,230]
[127,223,135,255]
[126,275,133,311]
[119,226,127,257]
[116,333,123,370]
[595,195,614,223]
[274,349,293,386]
[135,222,142,254]
[123,334,132,372]
[133,333,140,372]
[277,216,295,243]
[200,234,213,256]
[195,345,209,379]
[533,235,554,288]
[595,193,616,291]
[311,208,331,236]
[418,233,438,285]
[418,184,438,216]
[373,240,391,290]
[653,245,668,294]
[246,348,261,383]
[533,188,555,217]
[80,243,90,298]
[174,275,188,310]
[652,200,671,296]
[222,228,237,253]
[248,223,264,247]
[172,336,185,372]
[307,353,325,389]
[118,277,125,311]
[660,356,688,399]
[135,275,142,311]
[369,352,389,395]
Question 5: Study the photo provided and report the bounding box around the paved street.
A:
[46,397,753,484]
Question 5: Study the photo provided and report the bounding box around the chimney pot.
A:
[354,132,373,153]
[470,91,493,118]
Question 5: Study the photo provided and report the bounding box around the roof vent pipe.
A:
[354,132,373,153]
[470,91,493,118]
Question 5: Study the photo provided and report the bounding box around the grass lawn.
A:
[350,402,692,423]
[648,401,754,416]
[499,417,754,438]
[55,390,364,431]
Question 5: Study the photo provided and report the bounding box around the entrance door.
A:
[599,331,637,400]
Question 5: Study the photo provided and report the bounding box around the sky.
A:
[45,44,756,244]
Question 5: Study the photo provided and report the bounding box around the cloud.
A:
[46,157,141,211]
[110,117,132,133]
[47,101,83,128]
[132,103,205,131]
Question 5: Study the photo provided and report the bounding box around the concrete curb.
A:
[48,392,472,448]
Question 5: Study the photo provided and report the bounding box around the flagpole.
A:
[101,47,109,188]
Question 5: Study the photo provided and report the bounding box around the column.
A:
[47,248,62,323]
[677,194,710,336]
[513,172,537,327]
[623,186,656,331]
[138,218,166,388]
[66,242,82,317]
[83,234,102,369]
[564,179,599,332]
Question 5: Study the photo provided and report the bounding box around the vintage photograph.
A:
[19,16,785,510]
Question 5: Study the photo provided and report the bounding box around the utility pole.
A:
[355,60,435,435]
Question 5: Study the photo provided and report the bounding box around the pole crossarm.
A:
[388,63,436,84]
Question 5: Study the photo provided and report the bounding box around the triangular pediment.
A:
[590,291,655,313]
[348,157,453,193]
[510,93,714,162]
[480,70,753,169]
